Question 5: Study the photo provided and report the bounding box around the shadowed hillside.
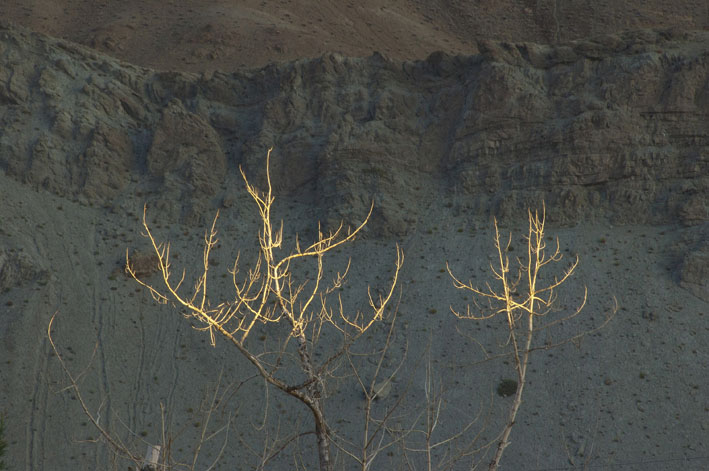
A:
[1,25,707,234]
[0,21,707,470]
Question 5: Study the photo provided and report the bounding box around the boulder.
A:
[146,99,226,196]
[0,247,47,292]
[680,246,709,302]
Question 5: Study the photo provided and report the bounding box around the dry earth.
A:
[0,2,708,471]
[0,0,708,71]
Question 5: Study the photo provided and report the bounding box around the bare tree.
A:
[127,148,404,471]
[48,314,239,471]
[447,205,616,470]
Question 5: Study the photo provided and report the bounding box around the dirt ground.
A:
[1,0,707,71]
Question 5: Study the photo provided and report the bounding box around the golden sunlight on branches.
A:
[447,204,615,471]
[126,148,403,471]
[126,149,403,348]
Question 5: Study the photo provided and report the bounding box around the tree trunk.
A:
[313,405,333,471]
[295,331,332,471]
[488,314,534,470]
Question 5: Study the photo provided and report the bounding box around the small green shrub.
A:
[496,379,518,397]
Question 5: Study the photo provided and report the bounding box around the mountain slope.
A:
[0,23,707,470]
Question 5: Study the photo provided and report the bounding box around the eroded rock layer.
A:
[0,25,707,234]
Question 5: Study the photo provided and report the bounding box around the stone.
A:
[79,123,134,202]
[124,250,161,279]
[680,246,709,302]
[146,99,226,196]
[0,247,47,292]
[372,380,392,400]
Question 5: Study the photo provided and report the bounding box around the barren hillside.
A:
[1,0,707,71]
[0,4,707,470]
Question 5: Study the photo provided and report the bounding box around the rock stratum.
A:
[1,24,707,236]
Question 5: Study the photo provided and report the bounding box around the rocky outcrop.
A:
[680,245,709,302]
[448,30,709,225]
[123,250,161,279]
[146,98,226,196]
[0,25,707,233]
[0,246,47,292]
[0,26,144,204]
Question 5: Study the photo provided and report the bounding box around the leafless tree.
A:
[48,313,236,471]
[447,205,616,470]
[127,148,404,471]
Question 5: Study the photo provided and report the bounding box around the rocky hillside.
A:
[0,22,708,470]
[1,24,707,235]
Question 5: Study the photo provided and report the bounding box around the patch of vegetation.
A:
[496,379,518,397]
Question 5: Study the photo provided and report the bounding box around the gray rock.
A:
[0,23,707,232]
[146,99,226,196]
[680,246,709,302]
[372,380,392,400]
[0,247,47,292]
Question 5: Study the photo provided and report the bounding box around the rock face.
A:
[0,25,707,234]
[0,246,47,292]
[457,31,709,226]
[0,27,142,205]
[680,245,709,302]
